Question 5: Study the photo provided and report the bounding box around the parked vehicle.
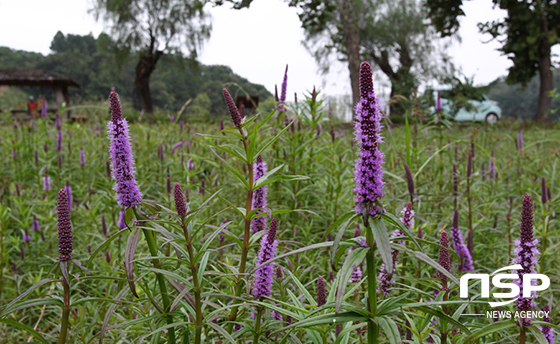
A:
[429,87,503,123]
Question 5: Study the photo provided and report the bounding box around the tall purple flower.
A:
[107,91,143,208]
[253,218,279,299]
[57,130,62,151]
[512,193,540,326]
[317,276,326,306]
[174,183,187,218]
[353,62,384,216]
[187,158,194,170]
[222,88,242,128]
[449,210,473,271]
[517,127,523,151]
[539,305,554,344]
[57,189,73,261]
[80,148,85,166]
[64,181,72,212]
[43,168,50,191]
[251,155,268,233]
[436,91,442,114]
[278,65,288,112]
[32,215,40,232]
[118,209,127,229]
[41,99,47,117]
[404,163,414,201]
[438,230,451,286]
[102,214,107,236]
[22,227,30,243]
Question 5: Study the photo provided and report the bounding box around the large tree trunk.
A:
[536,51,553,122]
[135,51,162,113]
[536,7,553,122]
[338,0,361,112]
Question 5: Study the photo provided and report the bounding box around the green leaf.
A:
[254,119,294,158]
[86,228,129,268]
[1,278,58,316]
[125,229,141,298]
[330,212,361,268]
[284,270,317,306]
[381,212,421,250]
[370,217,393,275]
[336,248,368,312]
[0,319,48,344]
[463,320,517,343]
[376,316,400,344]
[409,250,461,287]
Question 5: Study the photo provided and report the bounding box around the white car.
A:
[430,89,503,124]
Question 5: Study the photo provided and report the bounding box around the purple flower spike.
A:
[251,155,268,233]
[108,91,143,208]
[64,181,72,212]
[450,210,474,271]
[174,183,187,217]
[32,215,40,232]
[102,214,107,236]
[317,276,326,306]
[438,230,451,285]
[187,158,194,170]
[353,62,385,216]
[539,305,554,344]
[512,193,540,326]
[222,88,242,128]
[57,189,73,261]
[43,169,50,191]
[80,148,85,166]
[172,141,183,154]
[398,202,414,239]
[118,209,126,229]
[23,228,31,243]
[277,65,288,112]
[489,151,495,179]
[57,130,62,151]
[253,218,279,300]
[404,163,414,200]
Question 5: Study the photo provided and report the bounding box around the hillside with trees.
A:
[0,31,271,117]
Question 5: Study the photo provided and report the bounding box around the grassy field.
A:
[0,92,558,343]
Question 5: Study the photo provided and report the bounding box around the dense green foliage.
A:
[0,92,558,342]
[0,32,271,116]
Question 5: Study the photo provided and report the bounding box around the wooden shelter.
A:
[236,95,259,114]
[0,69,79,107]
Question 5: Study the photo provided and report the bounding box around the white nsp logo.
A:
[459,264,550,307]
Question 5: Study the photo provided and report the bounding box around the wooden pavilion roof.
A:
[0,69,79,88]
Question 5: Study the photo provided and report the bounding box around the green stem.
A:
[519,327,526,344]
[141,227,176,344]
[365,220,378,344]
[180,218,202,344]
[58,277,70,344]
[253,307,263,344]
[227,141,254,332]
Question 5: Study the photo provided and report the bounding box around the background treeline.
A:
[0,31,272,117]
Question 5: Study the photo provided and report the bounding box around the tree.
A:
[426,0,560,121]
[92,0,211,113]
[479,0,560,121]
[360,0,454,115]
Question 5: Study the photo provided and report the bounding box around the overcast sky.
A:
[0,0,554,101]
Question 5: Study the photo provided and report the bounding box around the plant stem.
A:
[180,218,202,344]
[519,327,526,344]
[365,219,378,344]
[141,227,176,344]
[58,277,70,344]
[253,307,263,344]
[227,134,254,332]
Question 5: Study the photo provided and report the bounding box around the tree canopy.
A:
[0,32,271,117]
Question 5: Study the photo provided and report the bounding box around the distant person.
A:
[27,96,38,118]
[39,95,48,117]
